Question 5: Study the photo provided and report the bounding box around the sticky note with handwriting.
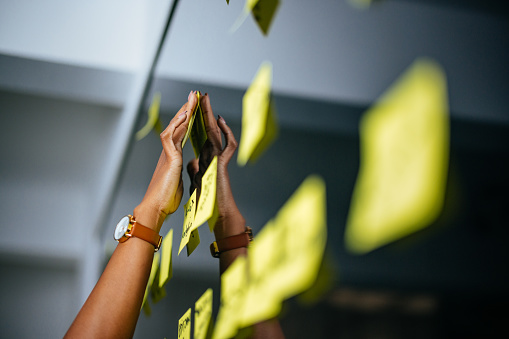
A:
[186,228,200,256]
[193,156,218,232]
[195,288,213,339]
[136,92,162,141]
[237,62,278,166]
[178,308,192,339]
[269,175,327,301]
[159,229,173,288]
[212,256,248,339]
[345,59,449,254]
[142,251,160,315]
[178,189,197,255]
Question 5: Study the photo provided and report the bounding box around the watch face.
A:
[114,216,130,241]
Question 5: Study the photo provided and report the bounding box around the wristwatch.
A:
[114,215,162,252]
[210,227,253,258]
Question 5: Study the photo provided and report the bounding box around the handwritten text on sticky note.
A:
[179,189,197,255]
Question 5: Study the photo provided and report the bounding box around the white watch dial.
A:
[114,216,130,240]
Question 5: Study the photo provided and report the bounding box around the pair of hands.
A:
[135,91,242,237]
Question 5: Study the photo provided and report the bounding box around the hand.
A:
[135,91,198,232]
[186,93,245,240]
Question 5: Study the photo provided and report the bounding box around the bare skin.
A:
[64,92,198,339]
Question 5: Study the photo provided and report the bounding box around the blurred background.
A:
[1,0,508,338]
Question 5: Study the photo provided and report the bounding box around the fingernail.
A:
[179,110,187,118]
[218,115,225,123]
[198,90,202,96]
[188,91,193,102]
[204,93,208,97]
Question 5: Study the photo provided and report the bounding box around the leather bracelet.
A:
[210,227,253,258]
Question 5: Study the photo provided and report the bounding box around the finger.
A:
[187,90,198,116]
[173,109,190,151]
[160,111,187,157]
[186,158,200,181]
[200,93,221,145]
[186,158,200,196]
[217,115,238,162]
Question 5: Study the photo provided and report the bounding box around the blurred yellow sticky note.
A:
[150,272,167,304]
[193,156,218,231]
[142,252,160,313]
[178,308,192,339]
[178,189,197,255]
[345,58,449,254]
[186,228,200,256]
[136,92,162,141]
[231,0,279,35]
[213,256,248,339]
[159,229,173,288]
[249,0,280,35]
[269,175,327,301]
[240,221,283,327]
[195,288,213,339]
[347,0,372,10]
[237,62,278,166]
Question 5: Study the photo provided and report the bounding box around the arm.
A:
[187,93,285,338]
[64,92,198,339]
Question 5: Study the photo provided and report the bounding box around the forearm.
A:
[65,239,154,338]
[214,168,247,274]
[65,206,162,339]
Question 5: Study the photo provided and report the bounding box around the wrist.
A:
[133,203,166,233]
[213,213,246,241]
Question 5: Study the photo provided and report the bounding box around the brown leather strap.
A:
[131,221,162,252]
[211,227,253,258]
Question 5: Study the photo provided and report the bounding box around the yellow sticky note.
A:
[345,58,449,254]
[347,0,372,10]
[136,92,161,141]
[182,92,198,149]
[178,189,197,255]
[193,156,218,231]
[195,288,213,339]
[142,252,160,313]
[178,308,192,339]
[182,92,207,157]
[298,251,338,305]
[186,228,200,256]
[231,0,279,36]
[240,221,283,328]
[269,175,327,301]
[190,98,208,158]
[249,0,280,35]
[212,256,248,339]
[237,62,278,166]
[159,229,173,288]
[150,270,166,304]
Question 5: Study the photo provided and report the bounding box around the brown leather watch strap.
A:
[210,227,253,258]
[131,221,162,252]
